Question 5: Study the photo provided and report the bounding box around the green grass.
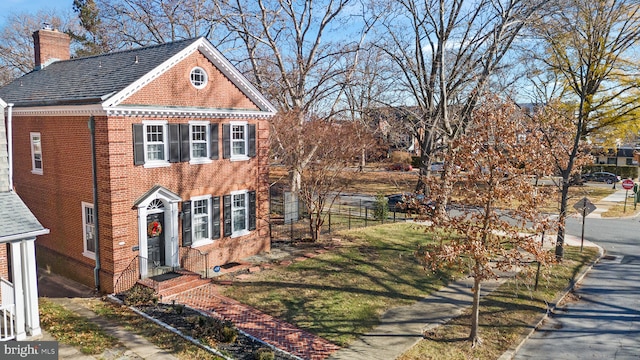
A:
[398,246,599,360]
[39,298,121,354]
[222,223,457,345]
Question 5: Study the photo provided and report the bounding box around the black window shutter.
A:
[180,124,190,162]
[212,196,221,239]
[248,124,256,158]
[169,124,180,163]
[133,124,145,165]
[182,201,192,246]
[223,194,232,237]
[222,124,230,159]
[248,191,256,231]
[210,123,219,160]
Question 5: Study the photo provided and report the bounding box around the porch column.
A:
[9,241,26,340]
[21,238,40,337]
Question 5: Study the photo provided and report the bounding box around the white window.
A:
[82,202,96,259]
[191,196,212,245]
[143,121,169,167]
[190,67,208,89]
[190,121,210,163]
[231,191,248,236]
[30,132,43,174]
[231,122,247,159]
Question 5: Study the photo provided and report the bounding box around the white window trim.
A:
[230,190,250,238]
[30,132,43,175]
[142,120,170,168]
[82,202,96,260]
[189,121,212,165]
[190,67,208,89]
[229,121,250,161]
[190,195,214,247]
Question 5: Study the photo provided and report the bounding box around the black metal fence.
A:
[269,191,412,241]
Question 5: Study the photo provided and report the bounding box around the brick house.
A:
[0,97,49,340]
[0,28,276,293]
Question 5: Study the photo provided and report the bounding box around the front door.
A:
[147,213,165,269]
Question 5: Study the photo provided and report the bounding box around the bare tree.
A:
[420,96,556,346]
[529,0,640,258]
[376,0,551,215]
[96,0,228,49]
[0,10,77,85]
[221,0,377,193]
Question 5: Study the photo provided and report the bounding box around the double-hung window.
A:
[223,190,256,237]
[182,196,220,247]
[192,196,211,244]
[189,121,211,163]
[30,132,43,174]
[82,202,96,259]
[223,122,256,161]
[133,121,170,167]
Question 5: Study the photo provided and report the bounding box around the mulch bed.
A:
[136,303,299,360]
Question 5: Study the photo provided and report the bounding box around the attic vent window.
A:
[190,67,208,89]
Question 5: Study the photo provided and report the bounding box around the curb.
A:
[497,244,605,360]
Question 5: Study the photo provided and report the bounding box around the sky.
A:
[0,0,70,27]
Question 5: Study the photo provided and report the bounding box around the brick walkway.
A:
[164,284,340,360]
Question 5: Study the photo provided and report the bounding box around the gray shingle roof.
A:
[0,38,201,107]
[0,192,47,241]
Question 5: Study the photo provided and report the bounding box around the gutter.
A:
[0,229,50,242]
[88,116,101,291]
[7,103,13,190]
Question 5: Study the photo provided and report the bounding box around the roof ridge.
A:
[64,37,201,63]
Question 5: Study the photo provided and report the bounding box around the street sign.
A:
[622,179,634,190]
[573,197,596,217]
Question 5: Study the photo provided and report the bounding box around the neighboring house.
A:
[0,27,276,293]
[0,97,49,340]
[592,147,638,166]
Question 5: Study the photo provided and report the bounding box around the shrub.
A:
[123,285,158,306]
[187,316,239,344]
[373,194,389,221]
[390,151,412,164]
[254,347,275,360]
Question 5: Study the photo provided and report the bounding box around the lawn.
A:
[222,222,599,352]
[222,223,454,346]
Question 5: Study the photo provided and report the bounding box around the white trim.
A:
[188,121,212,164]
[0,97,6,107]
[9,104,275,119]
[190,195,212,245]
[29,132,43,175]
[230,190,249,238]
[135,187,181,278]
[102,38,277,113]
[190,67,208,89]
[0,229,49,243]
[81,202,96,260]
[229,121,249,161]
[142,120,170,168]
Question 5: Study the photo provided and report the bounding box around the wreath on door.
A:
[148,221,162,237]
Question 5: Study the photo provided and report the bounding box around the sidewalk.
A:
[36,269,178,360]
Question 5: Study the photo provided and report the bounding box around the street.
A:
[514,216,640,359]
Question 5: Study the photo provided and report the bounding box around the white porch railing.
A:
[0,278,15,341]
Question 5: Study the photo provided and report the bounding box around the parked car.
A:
[581,171,621,184]
[430,162,444,172]
[387,163,413,171]
[386,193,435,213]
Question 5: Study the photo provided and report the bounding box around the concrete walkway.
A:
[36,270,178,360]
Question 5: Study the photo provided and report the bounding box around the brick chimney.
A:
[33,25,70,70]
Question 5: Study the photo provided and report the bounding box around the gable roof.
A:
[0,37,276,114]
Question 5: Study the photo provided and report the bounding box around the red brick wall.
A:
[0,244,8,280]
[33,29,71,68]
[121,51,259,111]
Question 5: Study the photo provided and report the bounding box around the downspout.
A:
[7,103,13,191]
[88,116,101,291]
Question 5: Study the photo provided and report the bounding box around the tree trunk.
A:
[555,176,570,260]
[469,276,482,346]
